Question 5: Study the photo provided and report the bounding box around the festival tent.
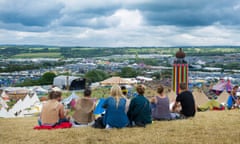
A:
[1,91,10,101]
[53,75,86,90]
[211,79,233,95]
[0,97,8,109]
[32,86,48,95]
[9,99,23,114]
[9,93,41,117]
[136,76,153,82]
[22,102,42,117]
[100,77,132,86]
[20,93,42,117]
[4,87,29,100]
[0,107,15,118]
[30,93,41,105]
[21,94,32,110]
[217,91,230,104]
[192,89,209,106]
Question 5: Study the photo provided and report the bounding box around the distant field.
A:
[12,52,62,58]
[0,110,239,144]
[1,45,240,58]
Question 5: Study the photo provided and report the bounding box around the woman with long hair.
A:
[102,84,129,128]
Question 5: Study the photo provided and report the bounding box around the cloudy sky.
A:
[0,0,240,47]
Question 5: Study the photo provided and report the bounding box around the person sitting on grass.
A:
[71,88,96,127]
[127,84,152,127]
[227,85,239,109]
[172,83,196,118]
[102,84,129,128]
[151,85,180,120]
[38,87,69,126]
[197,97,225,111]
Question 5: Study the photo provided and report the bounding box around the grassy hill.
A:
[0,110,239,144]
[12,52,62,58]
[1,45,240,59]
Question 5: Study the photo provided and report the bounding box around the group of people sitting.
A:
[37,83,197,129]
[197,85,240,111]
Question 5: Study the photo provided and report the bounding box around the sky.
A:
[0,0,240,47]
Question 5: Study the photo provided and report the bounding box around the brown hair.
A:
[157,85,164,94]
[84,88,92,97]
[233,85,239,90]
[180,83,187,90]
[231,85,239,96]
[48,91,62,99]
[136,84,145,95]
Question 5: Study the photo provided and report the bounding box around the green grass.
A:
[12,52,62,58]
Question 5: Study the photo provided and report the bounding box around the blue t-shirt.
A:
[102,97,129,128]
[227,95,237,109]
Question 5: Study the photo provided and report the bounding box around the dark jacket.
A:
[127,95,152,125]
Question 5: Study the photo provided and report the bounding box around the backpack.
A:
[92,117,105,129]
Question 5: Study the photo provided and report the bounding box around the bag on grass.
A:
[92,117,105,129]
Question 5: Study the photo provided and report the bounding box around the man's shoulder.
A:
[181,90,192,95]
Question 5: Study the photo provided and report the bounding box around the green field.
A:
[1,45,240,59]
[12,52,62,58]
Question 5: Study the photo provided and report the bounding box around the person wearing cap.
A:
[121,85,130,113]
[71,88,96,127]
[38,87,69,126]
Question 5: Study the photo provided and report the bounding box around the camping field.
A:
[12,52,62,58]
[0,110,239,144]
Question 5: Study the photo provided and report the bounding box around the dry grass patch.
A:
[0,110,240,144]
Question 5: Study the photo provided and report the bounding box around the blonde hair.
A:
[110,84,123,108]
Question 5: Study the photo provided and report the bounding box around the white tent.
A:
[21,94,32,110]
[217,91,230,104]
[1,90,9,101]
[30,93,40,105]
[8,93,42,117]
[0,107,15,118]
[9,94,32,114]
[9,99,23,114]
[32,86,48,95]
[22,102,42,117]
[0,97,8,109]
[53,75,85,90]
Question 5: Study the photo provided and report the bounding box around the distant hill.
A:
[0,45,240,58]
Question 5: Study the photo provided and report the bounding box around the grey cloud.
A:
[0,0,64,27]
[127,0,240,26]
[59,5,120,29]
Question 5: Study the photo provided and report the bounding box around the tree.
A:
[152,72,161,79]
[85,69,110,83]
[119,67,138,78]
[39,72,56,85]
